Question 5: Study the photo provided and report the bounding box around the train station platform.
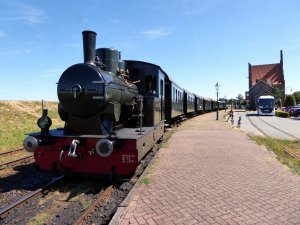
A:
[110,112,300,225]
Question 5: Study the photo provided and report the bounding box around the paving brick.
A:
[135,216,147,225]
[119,219,130,225]
[145,218,157,225]
[110,112,300,225]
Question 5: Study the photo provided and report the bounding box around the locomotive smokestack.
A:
[82,30,97,64]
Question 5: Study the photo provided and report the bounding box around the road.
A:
[227,111,300,140]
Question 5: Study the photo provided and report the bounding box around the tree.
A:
[272,86,283,108]
[228,98,236,107]
[285,94,296,107]
[276,98,282,108]
[272,86,282,100]
[236,94,244,101]
[293,91,300,104]
[236,94,244,109]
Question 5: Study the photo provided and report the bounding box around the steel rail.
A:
[256,116,298,139]
[282,147,300,161]
[245,114,268,136]
[0,175,64,217]
[0,155,34,170]
[73,185,114,225]
[246,114,300,161]
[0,147,24,156]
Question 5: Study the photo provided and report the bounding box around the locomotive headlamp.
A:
[95,139,115,158]
[23,136,38,152]
[37,108,52,136]
[37,117,50,129]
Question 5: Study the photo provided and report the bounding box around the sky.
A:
[0,0,299,101]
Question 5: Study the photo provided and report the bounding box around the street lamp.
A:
[224,94,227,113]
[215,82,220,120]
[285,86,292,99]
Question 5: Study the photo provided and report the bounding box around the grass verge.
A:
[140,177,151,185]
[250,136,300,175]
[0,100,63,152]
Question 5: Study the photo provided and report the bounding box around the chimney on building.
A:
[280,50,283,67]
[248,63,252,90]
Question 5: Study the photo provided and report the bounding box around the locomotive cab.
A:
[125,60,166,126]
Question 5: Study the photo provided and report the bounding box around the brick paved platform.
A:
[111,112,300,225]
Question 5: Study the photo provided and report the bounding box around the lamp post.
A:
[215,82,220,120]
[285,86,292,99]
[224,94,227,113]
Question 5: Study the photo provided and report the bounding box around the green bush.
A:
[275,110,289,118]
[285,94,296,107]
[293,91,300,104]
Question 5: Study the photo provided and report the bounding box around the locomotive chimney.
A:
[82,30,97,64]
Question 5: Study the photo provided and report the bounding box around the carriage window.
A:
[173,87,175,100]
[176,89,178,102]
[145,76,157,94]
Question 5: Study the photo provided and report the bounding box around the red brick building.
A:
[246,50,285,109]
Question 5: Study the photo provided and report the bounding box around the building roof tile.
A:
[250,63,284,86]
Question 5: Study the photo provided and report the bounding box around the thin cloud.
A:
[0,45,44,58]
[181,0,224,41]
[181,0,224,15]
[141,28,171,40]
[110,18,121,25]
[0,1,46,25]
[0,43,32,58]
[0,30,6,37]
[249,42,258,47]
[40,69,63,78]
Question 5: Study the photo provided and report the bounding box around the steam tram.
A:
[23,30,225,178]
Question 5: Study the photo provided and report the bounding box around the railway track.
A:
[245,113,297,139]
[246,113,300,161]
[0,175,64,218]
[245,114,267,136]
[73,185,114,225]
[0,147,24,156]
[255,116,298,139]
[282,147,300,161]
[0,122,176,224]
[0,155,34,170]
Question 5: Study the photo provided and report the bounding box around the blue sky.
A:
[0,0,299,101]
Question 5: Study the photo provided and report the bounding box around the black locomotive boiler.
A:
[23,30,225,178]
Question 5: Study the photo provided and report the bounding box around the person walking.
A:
[227,108,234,122]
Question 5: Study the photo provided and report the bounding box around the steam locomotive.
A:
[23,30,225,178]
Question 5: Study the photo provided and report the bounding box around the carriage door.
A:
[160,79,164,121]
